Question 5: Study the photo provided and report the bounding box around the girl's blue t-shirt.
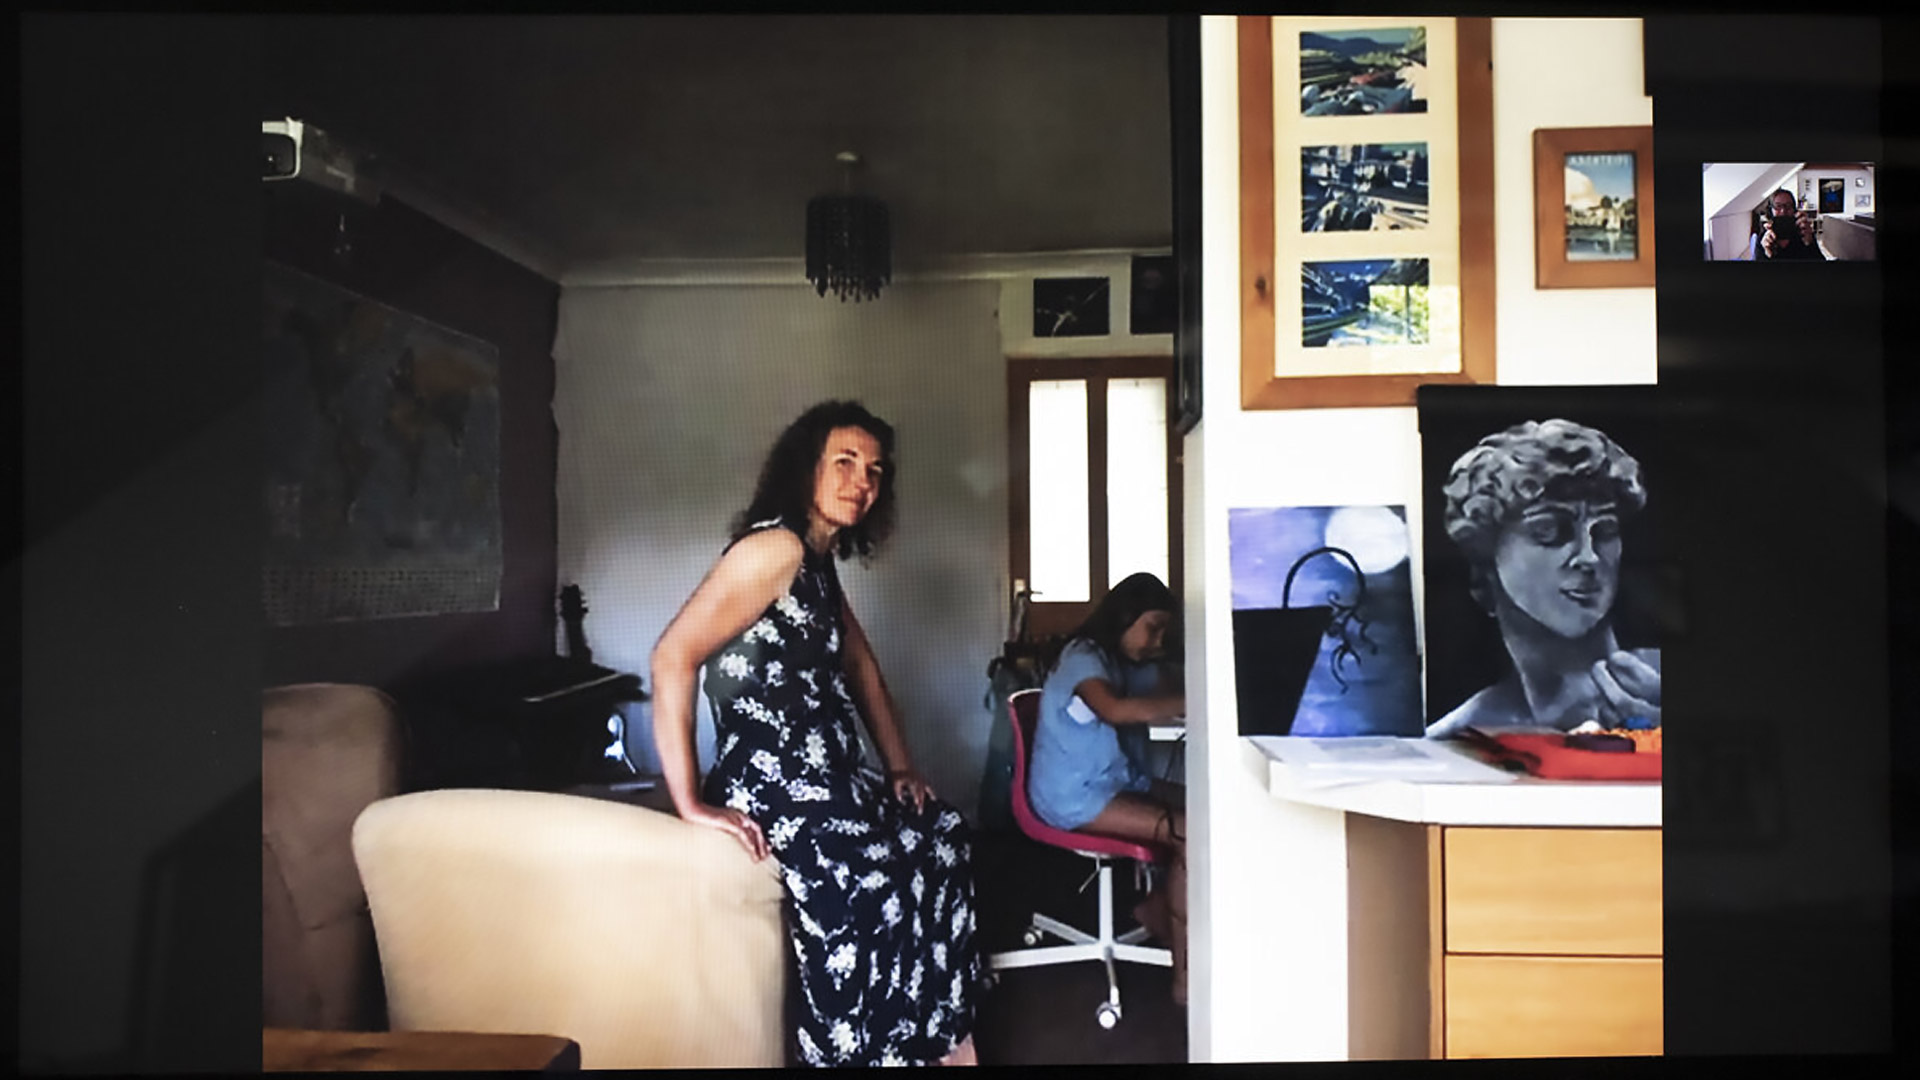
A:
[1027,638,1161,831]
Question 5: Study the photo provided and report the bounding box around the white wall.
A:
[552,281,1008,817]
[1491,18,1656,387]
[1188,16,1655,1062]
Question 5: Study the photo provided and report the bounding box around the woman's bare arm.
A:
[648,528,803,858]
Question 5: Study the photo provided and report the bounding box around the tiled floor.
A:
[969,829,1188,1066]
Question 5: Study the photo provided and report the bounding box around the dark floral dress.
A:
[701,520,986,1067]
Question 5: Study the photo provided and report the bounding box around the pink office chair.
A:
[988,688,1171,1029]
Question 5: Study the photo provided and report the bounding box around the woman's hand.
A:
[888,768,935,813]
[680,802,769,862]
[1590,651,1660,728]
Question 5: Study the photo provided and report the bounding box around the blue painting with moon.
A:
[1228,505,1425,736]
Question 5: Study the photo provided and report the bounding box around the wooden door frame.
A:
[1007,355,1184,643]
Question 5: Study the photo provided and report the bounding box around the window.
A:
[1008,356,1183,641]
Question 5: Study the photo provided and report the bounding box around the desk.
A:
[263,1028,580,1071]
[1251,739,1662,1060]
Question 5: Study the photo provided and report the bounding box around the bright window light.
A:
[1029,379,1091,603]
[1106,377,1169,588]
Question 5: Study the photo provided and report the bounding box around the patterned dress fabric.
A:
[701,520,986,1066]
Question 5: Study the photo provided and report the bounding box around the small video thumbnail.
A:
[1701,162,1875,262]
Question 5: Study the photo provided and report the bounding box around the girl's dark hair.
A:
[730,399,897,560]
[1063,571,1177,669]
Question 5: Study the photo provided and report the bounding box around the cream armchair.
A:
[352,788,789,1069]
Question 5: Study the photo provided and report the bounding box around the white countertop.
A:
[1252,736,1662,828]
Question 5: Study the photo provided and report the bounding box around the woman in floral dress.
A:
[650,400,986,1066]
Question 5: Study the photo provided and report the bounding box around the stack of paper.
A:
[1249,735,1520,788]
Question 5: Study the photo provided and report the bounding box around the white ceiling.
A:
[265,15,1175,280]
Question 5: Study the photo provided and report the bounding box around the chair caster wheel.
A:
[1096,1002,1121,1029]
[1023,929,1042,946]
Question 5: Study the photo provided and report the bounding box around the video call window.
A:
[1701,161,1876,262]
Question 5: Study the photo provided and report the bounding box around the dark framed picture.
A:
[1534,126,1656,288]
[1032,276,1110,338]
[1129,255,1176,336]
[1818,178,1844,214]
[262,260,503,626]
[1417,383,1677,737]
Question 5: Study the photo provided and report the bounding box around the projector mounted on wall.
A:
[262,117,381,204]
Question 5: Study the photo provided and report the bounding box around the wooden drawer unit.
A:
[1430,826,1662,1060]
[1443,827,1662,956]
[1445,956,1663,1058]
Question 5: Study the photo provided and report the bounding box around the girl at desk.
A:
[1027,571,1189,1005]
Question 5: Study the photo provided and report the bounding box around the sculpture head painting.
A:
[1425,418,1662,737]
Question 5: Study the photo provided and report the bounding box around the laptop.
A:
[1231,605,1331,737]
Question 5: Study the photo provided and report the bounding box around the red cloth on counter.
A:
[1475,732,1663,781]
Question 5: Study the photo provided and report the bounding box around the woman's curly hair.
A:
[1442,418,1646,566]
[731,400,897,561]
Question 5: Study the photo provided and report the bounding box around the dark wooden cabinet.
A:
[391,657,646,794]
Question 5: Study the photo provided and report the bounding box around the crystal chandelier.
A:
[806,151,891,302]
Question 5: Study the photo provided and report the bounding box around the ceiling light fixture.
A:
[806,151,891,303]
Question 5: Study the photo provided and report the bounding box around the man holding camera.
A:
[1759,189,1823,260]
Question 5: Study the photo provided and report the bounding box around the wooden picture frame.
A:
[1006,355,1184,640]
[1533,126,1656,289]
[1129,255,1177,337]
[1238,15,1496,411]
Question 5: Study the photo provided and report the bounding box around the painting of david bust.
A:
[1423,417,1661,737]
